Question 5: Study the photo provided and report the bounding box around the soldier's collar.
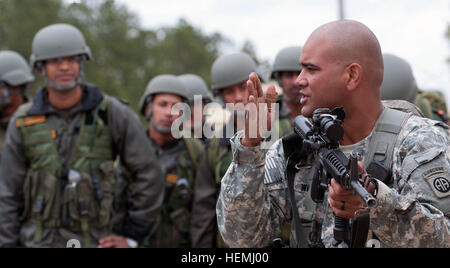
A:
[161,139,182,151]
[220,124,234,148]
[28,83,104,116]
[220,136,231,147]
[147,128,183,151]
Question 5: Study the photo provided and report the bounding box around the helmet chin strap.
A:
[0,83,27,122]
[146,99,172,134]
[150,118,172,134]
[0,83,11,110]
[145,98,190,135]
[0,83,27,108]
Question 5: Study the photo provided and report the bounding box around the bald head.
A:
[307,20,384,89]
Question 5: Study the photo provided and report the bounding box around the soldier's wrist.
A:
[232,132,267,165]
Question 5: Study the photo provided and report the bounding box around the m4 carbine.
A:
[293,107,376,247]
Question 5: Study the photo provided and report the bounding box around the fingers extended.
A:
[265,85,277,105]
[247,79,256,99]
[249,72,263,98]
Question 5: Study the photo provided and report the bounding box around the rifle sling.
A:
[351,212,370,248]
[282,133,309,248]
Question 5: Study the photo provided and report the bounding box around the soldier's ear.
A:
[343,63,362,92]
[145,102,153,121]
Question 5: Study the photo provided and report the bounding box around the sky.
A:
[113,0,450,105]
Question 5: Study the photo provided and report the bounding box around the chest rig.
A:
[16,96,115,247]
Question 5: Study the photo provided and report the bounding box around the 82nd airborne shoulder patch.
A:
[423,167,450,199]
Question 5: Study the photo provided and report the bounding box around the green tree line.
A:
[0,0,262,112]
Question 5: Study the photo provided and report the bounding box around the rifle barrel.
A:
[350,180,377,208]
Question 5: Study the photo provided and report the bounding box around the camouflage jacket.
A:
[217,110,450,248]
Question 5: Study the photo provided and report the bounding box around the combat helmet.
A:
[0,51,35,86]
[381,54,417,103]
[178,74,213,104]
[0,50,35,111]
[211,52,256,97]
[139,74,190,117]
[30,24,92,68]
[270,46,302,80]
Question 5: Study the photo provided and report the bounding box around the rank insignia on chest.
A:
[166,174,178,184]
[16,115,46,128]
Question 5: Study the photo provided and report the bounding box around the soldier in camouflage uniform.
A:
[190,53,257,248]
[0,24,164,248]
[139,74,204,248]
[217,20,450,248]
[419,90,448,124]
[270,46,303,137]
[0,51,35,153]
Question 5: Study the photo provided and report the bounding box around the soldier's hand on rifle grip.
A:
[328,179,363,219]
[241,72,278,147]
[328,162,376,219]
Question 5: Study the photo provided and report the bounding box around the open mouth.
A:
[300,94,309,106]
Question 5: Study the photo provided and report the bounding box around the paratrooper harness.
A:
[16,95,115,248]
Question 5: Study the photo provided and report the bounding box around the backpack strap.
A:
[207,137,221,177]
[365,107,411,181]
[351,107,411,248]
[85,94,110,126]
[183,137,204,169]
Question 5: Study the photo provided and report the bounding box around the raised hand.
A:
[241,72,278,147]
